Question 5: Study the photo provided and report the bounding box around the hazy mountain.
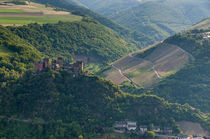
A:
[111,0,210,41]
[75,0,142,16]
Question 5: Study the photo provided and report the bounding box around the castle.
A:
[34,57,84,74]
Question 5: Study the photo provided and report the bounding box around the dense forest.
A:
[110,0,210,41]
[0,69,210,138]
[8,18,136,63]
[0,26,41,87]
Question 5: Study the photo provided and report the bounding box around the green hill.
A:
[32,0,155,47]
[0,25,41,87]
[120,28,210,113]
[111,0,210,41]
[8,18,136,64]
[75,0,142,17]
[149,28,210,113]
[1,70,210,138]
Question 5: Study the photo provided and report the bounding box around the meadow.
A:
[0,14,82,25]
[0,1,83,26]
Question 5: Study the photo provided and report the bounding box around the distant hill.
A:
[1,69,210,138]
[111,0,210,41]
[75,0,142,16]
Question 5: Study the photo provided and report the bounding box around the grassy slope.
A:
[111,0,210,41]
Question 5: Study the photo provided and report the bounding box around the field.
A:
[103,43,192,88]
[0,1,83,26]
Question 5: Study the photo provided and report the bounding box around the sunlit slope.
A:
[152,28,210,112]
[103,43,192,87]
[0,1,82,26]
[190,18,210,30]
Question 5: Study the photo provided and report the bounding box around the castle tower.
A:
[43,58,49,68]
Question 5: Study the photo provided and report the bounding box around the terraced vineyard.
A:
[0,1,82,26]
[103,43,193,87]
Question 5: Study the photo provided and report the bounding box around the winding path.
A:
[112,65,142,87]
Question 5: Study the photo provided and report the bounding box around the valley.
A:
[0,0,210,138]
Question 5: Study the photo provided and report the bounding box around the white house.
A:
[126,121,137,131]
[114,121,127,128]
[140,125,148,133]
[153,126,160,133]
[176,135,190,139]
[192,135,204,139]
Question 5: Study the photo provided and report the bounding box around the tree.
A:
[143,131,156,139]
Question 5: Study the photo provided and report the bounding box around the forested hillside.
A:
[150,29,210,112]
[111,0,210,41]
[75,0,141,16]
[8,18,136,63]
[0,69,210,138]
[0,26,41,87]
[31,0,155,47]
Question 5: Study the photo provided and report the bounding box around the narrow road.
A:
[112,65,132,83]
[112,65,142,87]
[8,118,31,123]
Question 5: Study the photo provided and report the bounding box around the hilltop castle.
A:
[34,57,84,74]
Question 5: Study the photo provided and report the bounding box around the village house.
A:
[163,127,173,134]
[113,120,137,133]
[153,126,161,133]
[126,121,137,131]
[176,135,190,139]
[113,121,127,133]
[139,125,148,133]
[192,135,205,139]
[203,32,210,39]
